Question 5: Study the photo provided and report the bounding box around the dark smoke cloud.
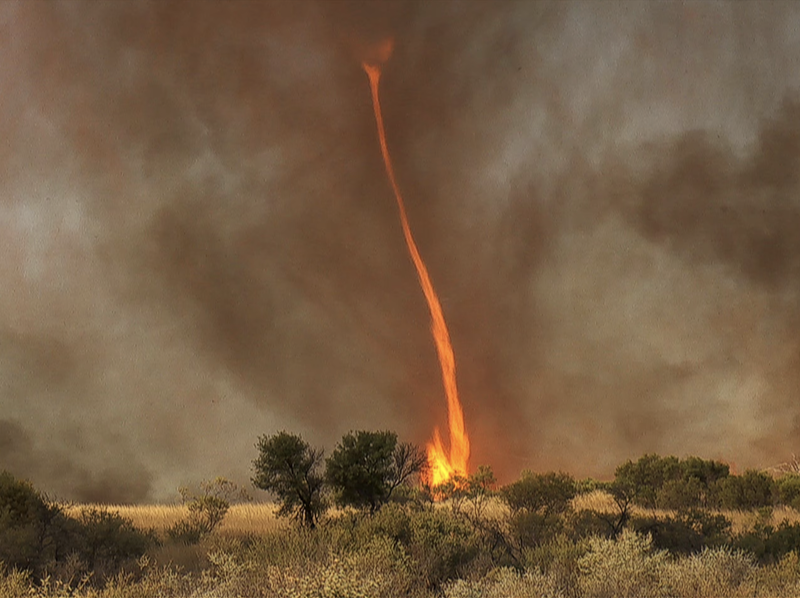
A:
[1,0,799,500]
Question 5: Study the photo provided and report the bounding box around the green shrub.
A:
[405,507,480,590]
[507,511,565,550]
[735,521,800,564]
[614,455,681,508]
[713,470,776,510]
[565,509,613,541]
[521,534,586,596]
[614,455,729,510]
[0,472,154,587]
[0,471,73,577]
[73,508,153,575]
[656,477,705,510]
[574,478,605,495]
[632,510,731,555]
[501,472,576,517]
[167,477,249,544]
[777,474,800,510]
[632,515,705,555]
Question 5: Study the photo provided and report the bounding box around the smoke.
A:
[1,0,799,500]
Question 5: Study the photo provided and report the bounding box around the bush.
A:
[614,455,729,510]
[663,546,756,597]
[632,510,731,555]
[507,511,565,551]
[614,455,681,508]
[167,477,250,544]
[578,530,668,598]
[0,471,72,577]
[445,566,556,598]
[501,472,576,517]
[0,471,154,586]
[405,507,481,590]
[777,474,800,510]
[735,521,800,564]
[520,533,586,596]
[713,470,776,510]
[656,477,705,510]
[73,507,153,576]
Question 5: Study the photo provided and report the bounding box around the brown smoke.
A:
[1,0,799,500]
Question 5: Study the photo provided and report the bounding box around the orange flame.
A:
[362,40,470,487]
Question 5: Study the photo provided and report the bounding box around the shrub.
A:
[614,455,681,508]
[632,515,705,555]
[777,474,800,510]
[167,477,250,544]
[565,509,614,541]
[735,521,800,564]
[507,511,565,551]
[0,471,76,578]
[663,546,756,597]
[656,477,705,510]
[0,471,154,586]
[632,510,731,555]
[405,506,480,590]
[578,529,669,598]
[614,455,729,510]
[521,534,586,596]
[73,507,153,576]
[713,470,776,510]
[445,566,556,598]
[501,471,576,517]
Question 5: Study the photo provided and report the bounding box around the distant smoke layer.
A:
[1,0,799,501]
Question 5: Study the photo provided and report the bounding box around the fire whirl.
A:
[362,39,470,486]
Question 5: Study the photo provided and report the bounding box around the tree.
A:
[252,432,326,529]
[325,430,427,513]
[168,477,251,543]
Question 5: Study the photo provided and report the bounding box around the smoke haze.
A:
[1,0,799,501]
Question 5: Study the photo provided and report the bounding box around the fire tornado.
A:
[362,40,470,486]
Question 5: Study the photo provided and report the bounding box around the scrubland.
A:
[8,452,800,598]
[3,494,800,597]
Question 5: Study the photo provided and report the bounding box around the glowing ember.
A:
[362,40,470,487]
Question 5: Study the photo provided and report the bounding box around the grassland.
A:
[63,502,285,536]
[572,490,800,534]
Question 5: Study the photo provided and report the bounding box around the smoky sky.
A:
[1,0,799,502]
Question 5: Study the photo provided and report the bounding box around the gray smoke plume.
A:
[1,0,799,501]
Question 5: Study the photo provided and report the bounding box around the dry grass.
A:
[571,490,800,534]
[725,505,800,534]
[63,502,284,535]
[572,489,617,513]
[61,493,800,538]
